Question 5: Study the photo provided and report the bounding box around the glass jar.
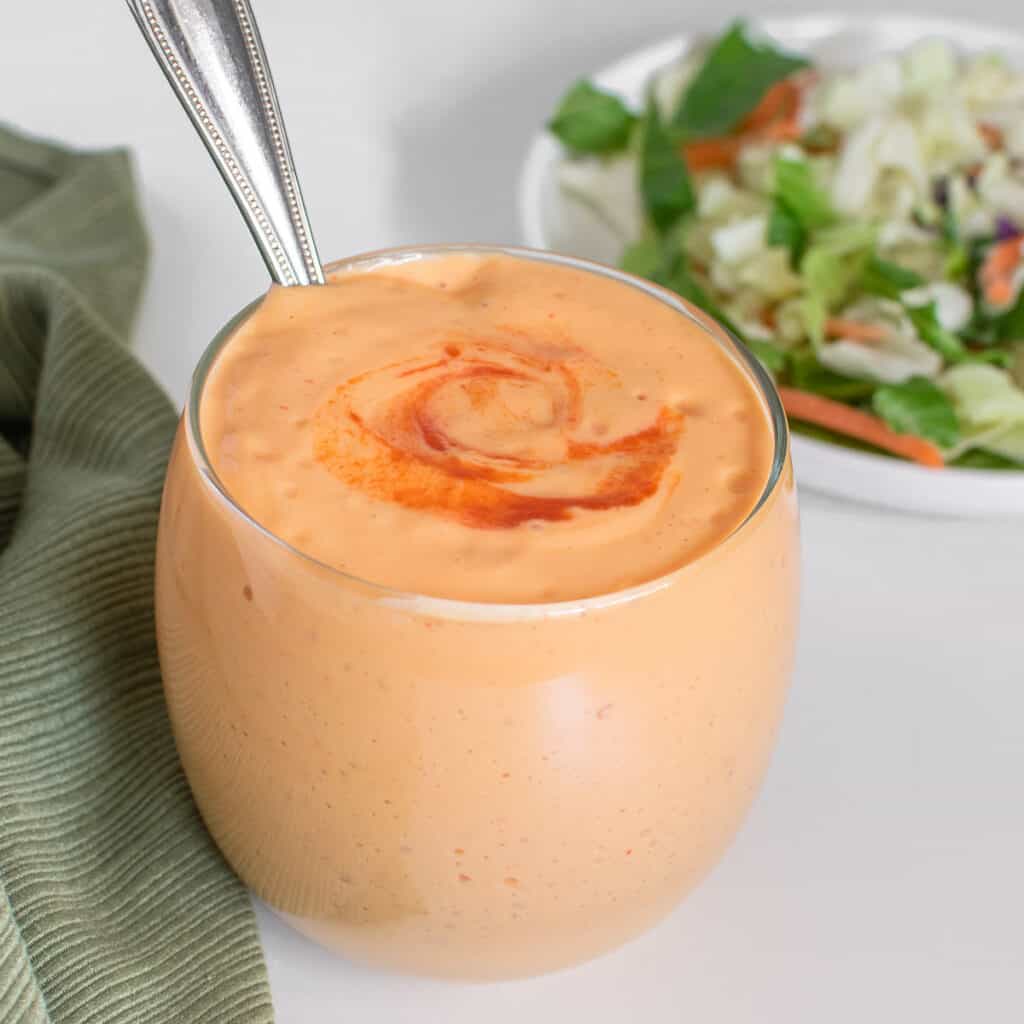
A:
[155,246,799,980]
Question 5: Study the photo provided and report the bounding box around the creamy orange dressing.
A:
[200,253,772,601]
[156,250,799,979]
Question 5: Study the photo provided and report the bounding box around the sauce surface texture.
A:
[201,253,773,602]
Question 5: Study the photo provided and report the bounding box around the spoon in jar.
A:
[126,0,324,286]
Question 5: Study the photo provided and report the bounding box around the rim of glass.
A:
[185,243,789,618]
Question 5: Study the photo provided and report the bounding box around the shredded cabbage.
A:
[941,363,1024,427]
[710,214,767,264]
[696,175,738,217]
[902,282,973,332]
[818,297,943,382]
[817,57,903,131]
[558,154,643,241]
[959,53,1024,112]
[977,153,1024,223]
[940,364,1024,460]
[832,114,926,216]
[736,249,803,301]
[902,39,958,97]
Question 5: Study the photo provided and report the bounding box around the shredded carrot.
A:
[742,79,800,131]
[824,317,890,344]
[978,121,1004,150]
[983,238,1021,277]
[987,278,1015,307]
[681,76,806,171]
[759,117,803,143]
[778,388,946,468]
[683,135,745,172]
[980,236,1023,307]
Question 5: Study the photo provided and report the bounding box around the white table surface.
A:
[6,1,1023,1020]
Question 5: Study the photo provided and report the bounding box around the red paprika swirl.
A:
[312,333,686,529]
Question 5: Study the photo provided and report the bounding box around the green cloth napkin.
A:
[0,125,273,1022]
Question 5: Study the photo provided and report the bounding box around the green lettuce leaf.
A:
[944,242,970,282]
[861,255,1010,366]
[969,349,1014,367]
[903,301,968,362]
[548,80,636,154]
[746,337,788,373]
[662,258,712,308]
[657,251,727,320]
[768,156,835,267]
[639,95,695,233]
[672,21,809,138]
[949,448,1023,469]
[940,208,969,280]
[902,305,1009,365]
[787,348,877,401]
[871,377,960,448]
[767,201,804,265]
[800,224,876,346]
[861,255,924,300]
[992,284,1024,343]
[620,235,663,279]
[773,156,834,232]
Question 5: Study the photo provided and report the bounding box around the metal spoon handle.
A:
[127,0,324,286]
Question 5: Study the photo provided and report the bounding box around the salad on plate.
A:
[546,21,1024,470]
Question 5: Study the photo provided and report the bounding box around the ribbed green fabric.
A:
[0,125,273,1022]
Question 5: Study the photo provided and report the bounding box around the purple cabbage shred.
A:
[995,215,1021,241]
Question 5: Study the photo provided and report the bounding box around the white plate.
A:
[518,14,1024,518]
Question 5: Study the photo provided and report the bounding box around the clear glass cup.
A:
[155,245,799,980]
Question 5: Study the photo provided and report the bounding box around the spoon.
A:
[126,0,324,286]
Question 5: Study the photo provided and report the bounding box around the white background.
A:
[4,2,1023,1021]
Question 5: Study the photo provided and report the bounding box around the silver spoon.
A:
[126,0,324,286]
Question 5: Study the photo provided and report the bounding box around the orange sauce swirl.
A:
[313,334,685,529]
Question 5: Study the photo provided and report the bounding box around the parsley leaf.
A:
[871,377,960,448]
[639,95,695,233]
[672,21,809,138]
[548,80,636,154]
